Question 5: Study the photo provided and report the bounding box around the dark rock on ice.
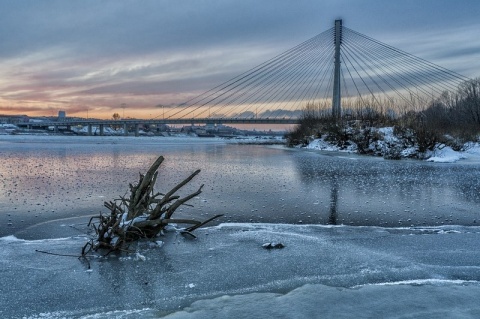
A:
[262,242,285,249]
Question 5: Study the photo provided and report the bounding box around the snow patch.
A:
[0,235,24,242]
[157,283,480,319]
[464,142,480,157]
[305,138,357,152]
[426,145,466,163]
[134,252,146,261]
[305,138,340,151]
[355,279,480,288]
[378,126,398,143]
[303,126,480,163]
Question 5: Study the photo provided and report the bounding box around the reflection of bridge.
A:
[18,118,298,136]
[21,19,471,135]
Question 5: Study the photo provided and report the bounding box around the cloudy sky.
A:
[0,0,479,119]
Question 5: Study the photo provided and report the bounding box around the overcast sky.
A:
[0,0,479,119]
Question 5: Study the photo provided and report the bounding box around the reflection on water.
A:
[294,151,480,227]
[328,178,339,225]
[0,136,479,237]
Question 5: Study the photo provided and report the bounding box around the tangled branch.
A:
[85,155,222,254]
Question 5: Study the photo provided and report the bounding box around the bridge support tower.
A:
[332,19,342,119]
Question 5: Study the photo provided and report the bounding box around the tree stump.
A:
[85,155,222,253]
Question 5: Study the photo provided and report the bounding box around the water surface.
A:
[1,135,479,238]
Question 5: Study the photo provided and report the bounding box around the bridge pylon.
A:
[332,19,342,119]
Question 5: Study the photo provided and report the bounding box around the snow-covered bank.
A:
[304,126,480,163]
[2,223,480,318]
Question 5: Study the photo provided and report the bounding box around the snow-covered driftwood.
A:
[84,155,222,253]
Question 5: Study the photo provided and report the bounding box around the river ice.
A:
[1,135,480,318]
[1,223,480,318]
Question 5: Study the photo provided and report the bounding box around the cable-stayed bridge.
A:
[29,19,472,133]
[151,19,470,122]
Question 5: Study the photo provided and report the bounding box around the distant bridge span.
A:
[60,118,298,125]
[17,118,298,136]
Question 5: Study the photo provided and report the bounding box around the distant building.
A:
[0,114,29,124]
[58,110,66,120]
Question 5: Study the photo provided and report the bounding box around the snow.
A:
[0,123,18,134]
[306,138,343,152]
[0,234,25,242]
[1,134,479,317]
[71,125,125,135]
[119,214,148,227]
[304,127,480,163]
[0,123,18,129]
[377,126,396,140]
[400,146,418,158]
[134,252,146,261]
[1,223,480,318]
[161,283,480,319]
[426,145,466,163]
[425,143,480,163]
[464,142,480,156]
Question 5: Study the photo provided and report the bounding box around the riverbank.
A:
[300,126,480,163]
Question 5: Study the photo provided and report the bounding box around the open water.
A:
[1,135,479,239]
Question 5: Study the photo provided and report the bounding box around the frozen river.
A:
[1,135,479,238]
[1,135,480,318]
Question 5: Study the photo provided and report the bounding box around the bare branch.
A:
[85,156,221,254]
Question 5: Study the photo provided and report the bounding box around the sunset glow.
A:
[0,1,479,120]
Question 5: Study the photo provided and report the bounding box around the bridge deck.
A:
[18,118,299,128]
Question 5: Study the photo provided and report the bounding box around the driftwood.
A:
[84,155,222,253]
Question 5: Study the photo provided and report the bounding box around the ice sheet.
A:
[1,223,480,318]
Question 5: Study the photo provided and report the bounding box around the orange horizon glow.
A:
[0,101,296,131]
[0,105,161,120]
[0,95,307,121]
